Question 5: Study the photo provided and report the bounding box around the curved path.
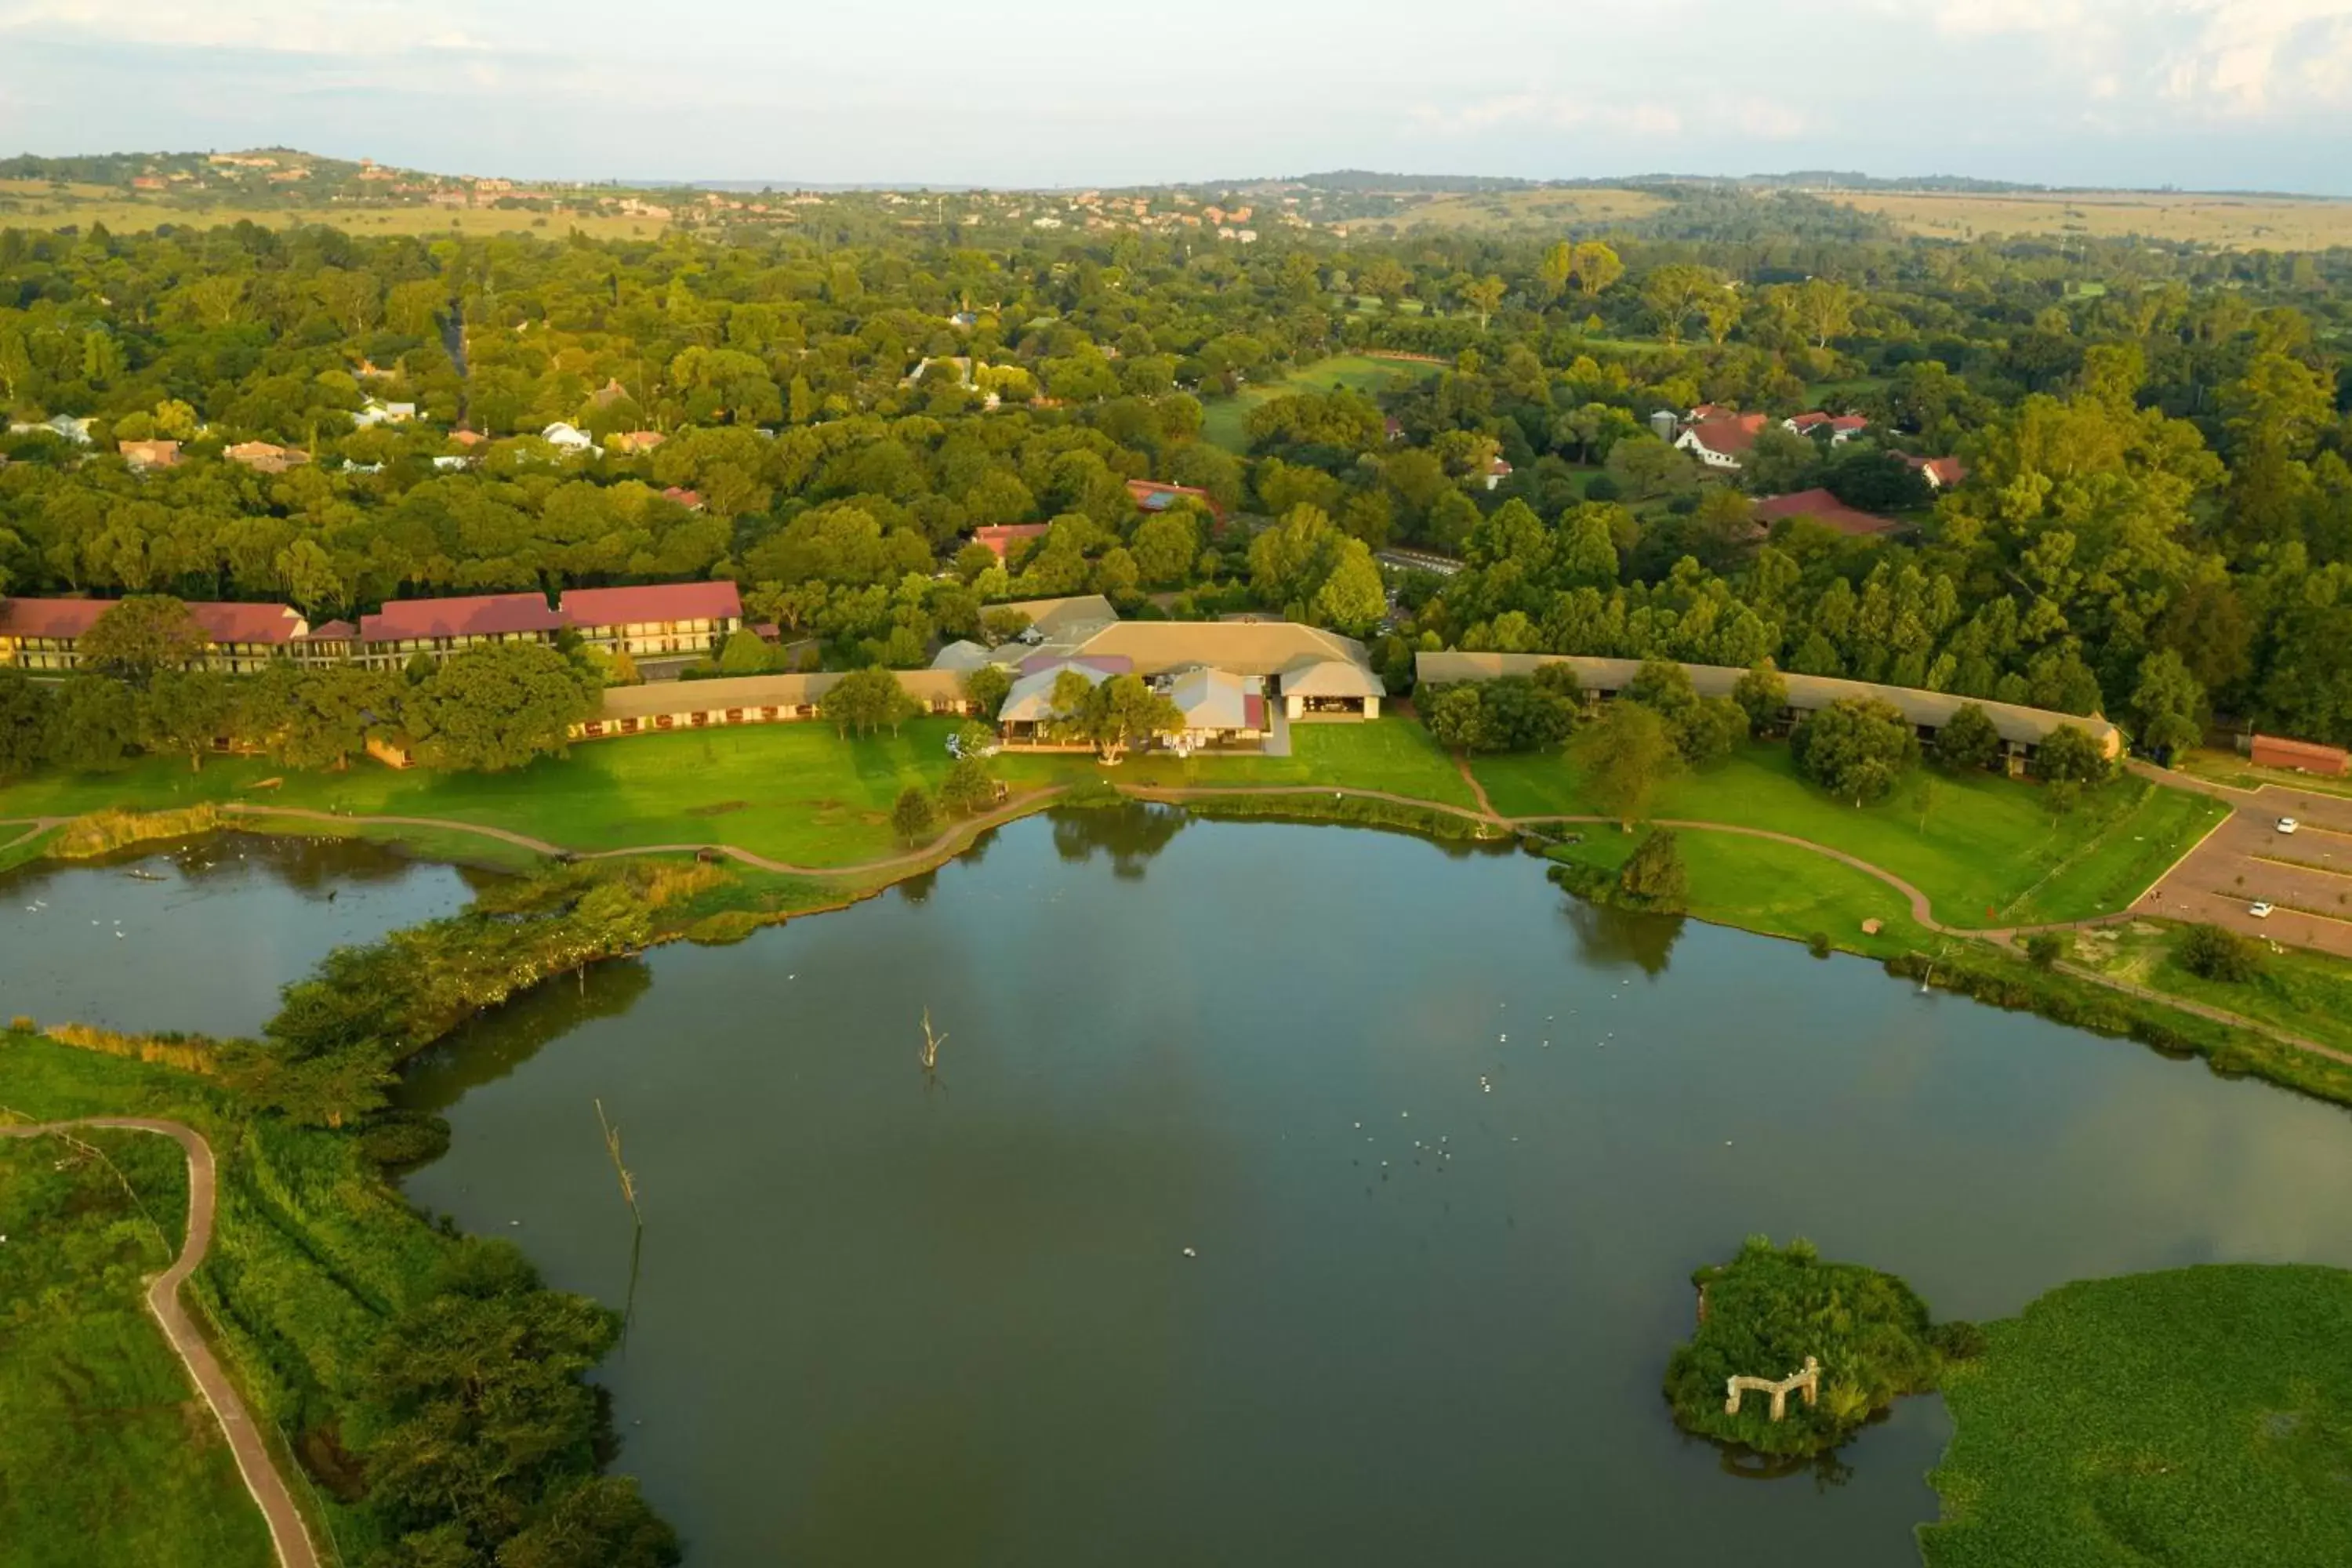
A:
[0,816,66,853]
[0,1118,319,1568]
[220,789,1066,878]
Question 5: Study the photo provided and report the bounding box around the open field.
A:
[1349,187,1670,234]
[1828,189,2352,250]
[1472,743,2229,929]
[0,717,1475,868]
[1923,1265,2352,1567]
[1199,354,1439,452]
[0,182,666,241]
[1548,828,1932,960]
[0,1126,274,1568]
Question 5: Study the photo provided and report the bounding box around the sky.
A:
[4,0,2352,193]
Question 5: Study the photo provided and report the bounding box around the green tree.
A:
[0,668,53,778]
[1061,672,1183,763]
[1579,699,1680,827]
[1934,703,2003,773]
[716,628,775,675]
[2177,923,2263,984]
[1308,539,1387,637]
[1732,664,1788,735]
[939,754,996,816]
[1791,697,1919,805]
[891,785,939,845]
[822,666,918,737]
[43,677,143,771]
[238,662,392,771]
[77,595,209,685]
[402,643,597,771]
[1616,828,1689,912]
[2035,724,2111,785]
[962,663,1012,719]
[138,668,235,771]
[2129,648,2206,758]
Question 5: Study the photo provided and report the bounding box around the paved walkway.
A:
[0,1118,320,1568]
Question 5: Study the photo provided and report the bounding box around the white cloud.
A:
[1932,0,2352,116]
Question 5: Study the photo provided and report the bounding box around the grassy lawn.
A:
[2071,917,2352,1055]
[1473,743,2228,929]
[0,720,976,869]
[1549,829,1933,959]
[2169,746,2352,801]
[1198,354,1438,452]
[0,1124,274,1568]
[2,717,1475,869]
[1922,1265,2352,1567]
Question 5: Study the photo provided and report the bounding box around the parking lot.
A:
[2132,782,2352,958]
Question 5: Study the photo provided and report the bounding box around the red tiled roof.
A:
[974,523,1052,560]
[560,581,742,626]
[0,597,111,639]
[305,619,358,640]
[1243,693,1267,731]
[1828,415,1869,433]
[1898,452,1969,488]
[361,593,565,642]
[659,486,704,510]
[1751,488,1900,539]
[188,603,306,644]
[1788,412,1832,431]
[1684,414,1769,456]
[0,597,301,644]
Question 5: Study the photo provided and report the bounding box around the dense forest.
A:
[4,180,2352,747]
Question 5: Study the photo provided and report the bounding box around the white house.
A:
[541,422,597,454]
[352,399,416,429]
[7,413,93,445]
[1676,414,1767,470]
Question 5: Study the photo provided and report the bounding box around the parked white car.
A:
[2277,818,2299,835]
[2249,902,2275,920]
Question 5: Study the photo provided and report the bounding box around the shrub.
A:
[2177,922,2263,984]
[1616,828,1689,912]
[1806,932,1833,959]
[891,785,939,845]
[684,909,766,946]
[1790,696,1919,804]
[1934,702,2003,773]
[2023,931,2071,969]
[1664,1236,1946,1457]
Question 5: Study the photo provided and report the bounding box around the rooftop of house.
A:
[1750,488,1900,538]
[1681,415,1769,455]
[1126,477,1221,515]
[593,668,967,724]
[361,592,568,642]
[0,596,307,644]
[558,581,742,626]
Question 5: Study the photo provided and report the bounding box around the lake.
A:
[0,833,480,1038]
[373,808,2352,1566]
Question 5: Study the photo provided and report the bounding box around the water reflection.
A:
[402,958,654,1112]
[1050,802,1189,878]
[1563,897,1686,976]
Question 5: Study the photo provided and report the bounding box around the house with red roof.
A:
[1,596,308,673]
[118,439,182,471]
[1675,413,1769,470]
[608,430,666,456]
[1750,488,1900,539]
[1483,455,1515,492]
[1783,412,1869,445]
[224,440,310,474]
[1896,452,1969,490]
[658,486,705,512]
[355,592,568,668]
[973,523,1052,562]
[560,581,742,659]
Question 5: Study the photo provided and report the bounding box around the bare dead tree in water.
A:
[594,1098,645,1339]
[919,1007,949,1084]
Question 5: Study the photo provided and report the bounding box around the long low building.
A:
[0,597,312,673]
[574,669,976,739]
[1416,651,2120,769]
[4,580,747,674]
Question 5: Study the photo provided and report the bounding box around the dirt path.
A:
[0,816,67,852]
[0,1118,320,1568]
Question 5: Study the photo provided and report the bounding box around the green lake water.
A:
[11,812,2352,1563]
[378,808,2352,1566]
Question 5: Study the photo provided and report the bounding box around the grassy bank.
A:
[1476,743,2227,927]
[0,1035,675,1566]
[1544,829,1934,960]
[1922,1265,2352,1567]
[0,717,1474,869]
[2071,918,2352,1058]
[0,1120,275,1568]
